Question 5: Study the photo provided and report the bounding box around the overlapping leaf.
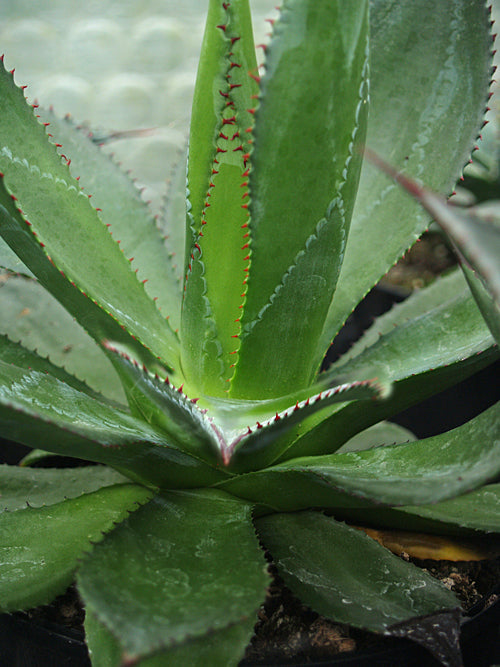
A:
[317,0,492,364]
[36,109,184,332]
[0,275,125,402]
[232,0,369,398]
[0,483,153,612]
[78,489,270,662]
[282,270,497,460]
[0,464,127,512]
[181,0,258,396]
[220,402,500,511]
[256,512,459,633]
[0,359,228,488]
[0,62,179,373]
[343,483,500,537]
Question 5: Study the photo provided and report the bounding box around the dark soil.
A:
[12,554,499,666]
[380,230,457,291]
[241,557,500,665]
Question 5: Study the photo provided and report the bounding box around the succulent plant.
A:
[0,0,498,665]
[368,148,500,347]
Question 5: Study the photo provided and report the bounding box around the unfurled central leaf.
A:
[181,0,369,400]
[181,0,258,397]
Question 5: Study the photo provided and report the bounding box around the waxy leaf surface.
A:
[257,512,459,632]
[0,359,228,488]
[36,108,183,332]
[233,0,369,398]
[0,464,127,512]
[0,483,152,612]
[78,489,270,661]
[0,62,179,372]
[0,275,125,403]
[318,0,492,360]
[220,402,500,511]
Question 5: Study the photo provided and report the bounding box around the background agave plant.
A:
[0,0,498,665]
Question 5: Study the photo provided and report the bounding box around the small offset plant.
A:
[0,1,498,665]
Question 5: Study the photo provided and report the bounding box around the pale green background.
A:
[0,0,277,202]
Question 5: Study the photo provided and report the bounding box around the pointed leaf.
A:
[220,403,500,511]
[0,62,179,371]
[103,343,221,465]
[0,483,153,612]
[233,0,369,398]
[318,0,492,360]
[367,151,500,344]
[223,378,388,472]
[186,0,258,244]
[36,108,183,332]
[181,0,258,396]
[0,464,127,512]
[78,489,270,661]
[285,271,497,460]
[256,512,459,633]
[0,154,179,368]
[0,360,229,488]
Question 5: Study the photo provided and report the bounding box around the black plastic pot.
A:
[0,588,498,666]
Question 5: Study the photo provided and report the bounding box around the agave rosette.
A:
[0,1,498,664]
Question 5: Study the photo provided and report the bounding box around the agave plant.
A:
[0,0,498,665]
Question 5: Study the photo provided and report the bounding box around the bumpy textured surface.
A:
[0,0,276,206]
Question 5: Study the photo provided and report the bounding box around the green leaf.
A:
[336,421,417,453]
[0,360,229,488]
[391,483,500,535]
[0,464,127,512]
[0,62,179,372]
[85,604,258,667]
[462,261,500,346]
[0,483,153,612]
[0,154,179,369]
[367,151,500,344]
[220,402,500,511]
[78,489,270,662]
[222,377,388,472]
[158,143,187,284]
[0,332,110,401]
[36,109,183,333]
[318,0,492,361]
[330,277,494,385]
[186,0,258,246]
[0,275,126,403]
[181,0,258,396]
[232,0,369,399]
[285,271,497,459]
[0,239,32,275]
[256,512,459,633]
[103,343,221,466]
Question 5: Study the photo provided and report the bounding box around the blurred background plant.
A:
[0,0,277,210]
